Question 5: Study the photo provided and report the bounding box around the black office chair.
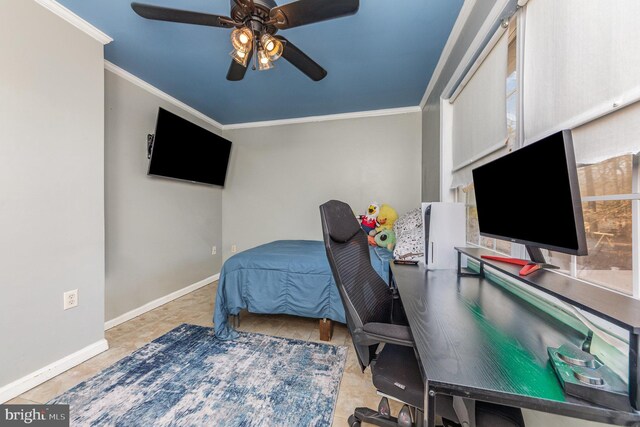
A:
[320,200,525,427]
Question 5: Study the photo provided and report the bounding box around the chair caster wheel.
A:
[398,404,412,427]
[442,418,462,427]
[378,396,391,418]
[347,415,361,427]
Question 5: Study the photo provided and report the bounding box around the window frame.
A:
[552,154,639,297]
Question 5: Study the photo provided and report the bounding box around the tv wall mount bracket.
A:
[147,134,155,159]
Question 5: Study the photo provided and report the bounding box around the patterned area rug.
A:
[49,324,347,426]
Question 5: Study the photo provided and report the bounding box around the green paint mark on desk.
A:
[466,302,566,402]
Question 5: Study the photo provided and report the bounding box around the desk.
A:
[390,262,640,426]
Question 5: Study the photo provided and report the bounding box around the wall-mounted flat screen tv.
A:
[148,108,231,187]
[472,130,587,256]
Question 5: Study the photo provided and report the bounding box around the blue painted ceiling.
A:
[58,0,463,124]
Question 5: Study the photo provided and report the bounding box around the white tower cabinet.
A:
[422,202,466,270]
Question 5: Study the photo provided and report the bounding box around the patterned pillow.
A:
[393,208,423,259]
[393,208,422,240]
[393,228,423,260]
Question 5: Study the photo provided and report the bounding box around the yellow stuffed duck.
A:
[368,204,398,245]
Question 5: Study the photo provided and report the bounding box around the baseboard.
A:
[0,339,109,404]
[104,273,220,331]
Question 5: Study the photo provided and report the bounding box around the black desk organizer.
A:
[456,247,640,414]
[548,342,630,411]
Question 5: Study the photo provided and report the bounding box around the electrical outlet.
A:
[212,246,217,255]
[231,244,237,253]
[63,289,78,310]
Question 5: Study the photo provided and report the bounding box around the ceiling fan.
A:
[131,0,359,81]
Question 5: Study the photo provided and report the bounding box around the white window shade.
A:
[572,100,640,165]
[523,0,640,143]
[451,30,508,187]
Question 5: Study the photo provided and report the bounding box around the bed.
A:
[213,240,393,340]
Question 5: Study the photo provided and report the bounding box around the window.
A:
[506,19,517,145]
[458,184,511,256]
[462,149,638,295]
[455,10,639,297]
[522,0,640,143]
[449,18,511,189]
[456,18,640,297]
[456,17,516,257]
[547,154,637,295]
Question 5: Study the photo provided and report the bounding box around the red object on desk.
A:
[480,255,529,266]
[519,263,542,276]
[480,255,542,276]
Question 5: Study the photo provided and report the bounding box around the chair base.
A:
[349,407,399,427]
[349,405,424,427]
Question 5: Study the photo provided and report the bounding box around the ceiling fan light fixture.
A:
[229,48,249,67]
[131,0,352,82]
[260,33,283,61]
[230,27,253,52]
[257,49,273,70]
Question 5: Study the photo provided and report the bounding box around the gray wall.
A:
[421,104,441,201]
[104,71,223,322]
[421,0,502,202]
[221,113,422,260]
[0,0,105,386]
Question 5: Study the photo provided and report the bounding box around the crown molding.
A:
[105,62,421,130]
[223,106,422,130]
[419,0,477,109]
[104,61,225,130]
[34,0,113,45]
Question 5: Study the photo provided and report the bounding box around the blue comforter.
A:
[213,240,392,340]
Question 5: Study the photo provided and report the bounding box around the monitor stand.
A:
[481,245,558,276]
[525,245,560,274]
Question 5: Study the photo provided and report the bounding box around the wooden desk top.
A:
[390,263,640,425]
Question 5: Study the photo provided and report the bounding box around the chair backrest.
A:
[320,200,392,369]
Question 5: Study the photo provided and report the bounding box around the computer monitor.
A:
[472,130,587,263]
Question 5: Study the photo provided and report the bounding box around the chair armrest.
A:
[361,322,414,347]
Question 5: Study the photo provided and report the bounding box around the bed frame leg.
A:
[229,314,240,328]
[319,318,333,341]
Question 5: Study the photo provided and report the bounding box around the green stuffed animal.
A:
[374,229,396,252]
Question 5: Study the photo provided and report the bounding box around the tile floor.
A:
[7,281,405,426]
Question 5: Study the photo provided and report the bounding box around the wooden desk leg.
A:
[319,318,334,341]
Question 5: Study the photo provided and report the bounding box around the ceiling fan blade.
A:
[276,36,327,81]
[269,0,359,30]
[131,2,235,28]
[227,50,253,81]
